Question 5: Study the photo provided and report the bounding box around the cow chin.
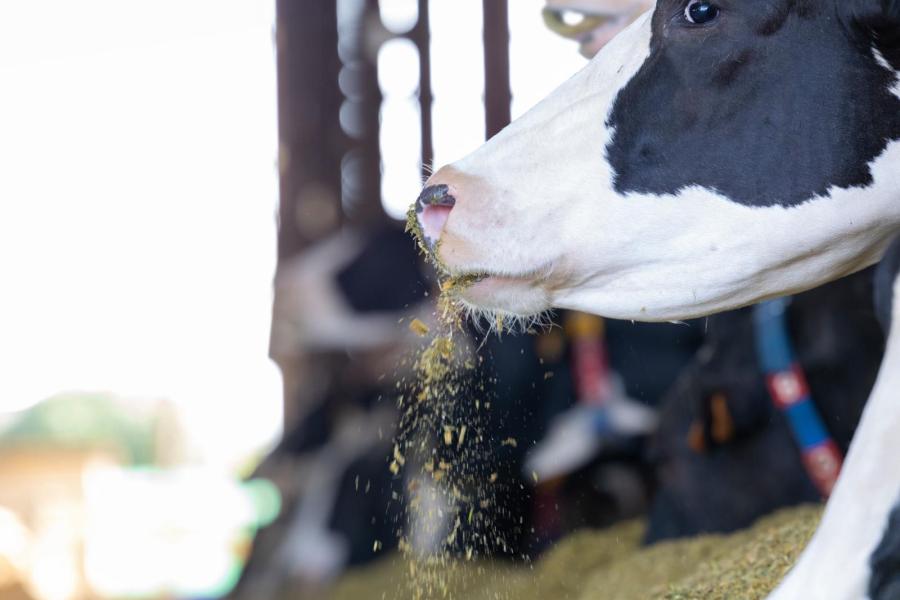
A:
[433,230,559,321]
[456,275,554,322]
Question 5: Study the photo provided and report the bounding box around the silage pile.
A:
[332,504,822,600]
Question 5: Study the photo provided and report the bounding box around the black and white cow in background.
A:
[647,268,883,543]
[414,1,900,597]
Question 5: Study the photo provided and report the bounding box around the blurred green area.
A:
[0,393,161,464]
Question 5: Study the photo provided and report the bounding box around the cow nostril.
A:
[421,204,453,244]
[416,184,456,247]
[417,184,455,209]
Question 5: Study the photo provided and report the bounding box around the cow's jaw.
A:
[551,165,900,321]
[419,6,900,323]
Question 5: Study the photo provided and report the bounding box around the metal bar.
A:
[275,0,344,258]
[414,0,434,177]
[482,0,511,140]
[272,0,344,429]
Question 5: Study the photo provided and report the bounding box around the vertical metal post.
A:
[336,0,386,225]
[273,0,345,427]
[414,0,434,177]
[482,0,511,140]
[275,0,344,259]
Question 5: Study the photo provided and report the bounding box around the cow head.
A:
[414,0,900,323]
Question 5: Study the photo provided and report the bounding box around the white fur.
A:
[768,276,900,600]
[436,13,900,322]
[554,141,900,321]
[874,46,900,100]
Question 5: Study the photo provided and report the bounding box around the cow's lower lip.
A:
[449,272,551,317]
[467,274,527,291]
[448,271,530,291]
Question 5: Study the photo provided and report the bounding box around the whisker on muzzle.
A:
[454,297,557,339]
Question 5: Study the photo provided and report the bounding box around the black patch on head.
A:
[606,0,900,207]
[875,235,900,332]
[755,0,810,36]
[870,495,900,600]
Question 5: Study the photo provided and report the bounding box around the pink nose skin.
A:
[416,184,455,249]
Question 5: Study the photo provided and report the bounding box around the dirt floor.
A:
[331,504,822,600]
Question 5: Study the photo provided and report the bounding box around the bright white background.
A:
[0,0,283,469]
[380,0,586,218]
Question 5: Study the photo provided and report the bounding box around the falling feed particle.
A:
[502,437,518,448]
[373,540,382,552]
[457,425,467,448]
[393,444,406,466]
[443,425,454,446]
[532,471,540,484]
[409,318,430,337]
[489,472,498,483]
[389,461,400,475]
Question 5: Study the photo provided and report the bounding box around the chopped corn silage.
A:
[331,505,822,600]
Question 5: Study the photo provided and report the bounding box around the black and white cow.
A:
[414,1,900,597]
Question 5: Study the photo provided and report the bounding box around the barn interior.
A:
[0,1,876,600]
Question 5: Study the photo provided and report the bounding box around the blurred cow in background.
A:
[646,270,882,542]
[543,0,653,57]
[232,226,433,599]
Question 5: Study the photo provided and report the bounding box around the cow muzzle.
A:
[410,167,560,318]
[411,166,489,271]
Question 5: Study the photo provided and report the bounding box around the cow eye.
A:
[685,1,720,24]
